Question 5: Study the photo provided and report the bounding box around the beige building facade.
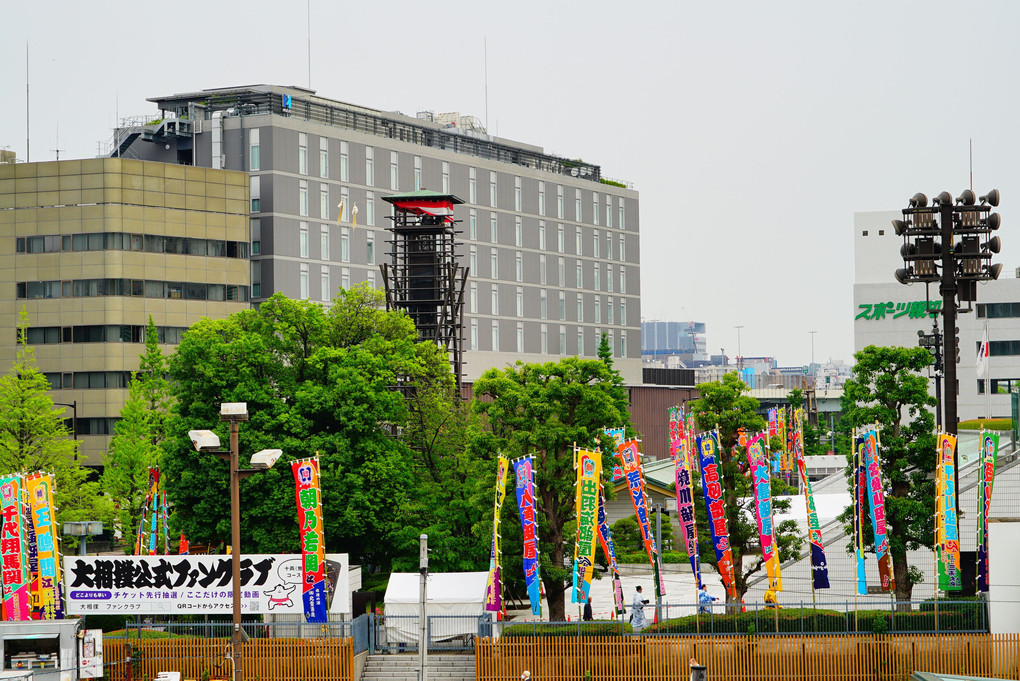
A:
[0,158,251,464]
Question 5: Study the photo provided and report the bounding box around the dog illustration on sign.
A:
[265,583,297,609]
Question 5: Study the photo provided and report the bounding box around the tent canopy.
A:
[384,572,487,605]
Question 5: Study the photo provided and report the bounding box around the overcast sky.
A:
[4,1,1018,368]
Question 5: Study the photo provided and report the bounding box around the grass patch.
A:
[958,418,1011,431]
[103,628,186,639]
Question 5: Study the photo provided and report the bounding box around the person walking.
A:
[583,596,593,621]
[697,584,717,615]
[630,585,648,631]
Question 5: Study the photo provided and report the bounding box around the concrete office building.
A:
[114,84,642,383]
[854,210,1019,421]
[0,159,251,464]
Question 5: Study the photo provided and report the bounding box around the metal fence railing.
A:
[370,613,491,653]
[119,620,352,640]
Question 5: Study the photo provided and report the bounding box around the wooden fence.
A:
[104,637,354,681]
[477,634,1020,681]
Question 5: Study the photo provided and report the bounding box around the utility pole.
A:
[419,534,428,681]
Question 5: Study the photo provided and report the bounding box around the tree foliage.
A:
[0,312,112,528]
[161,286,454,567]
[838,345,936,601]
[471,357,630,621]
[689,372,802,602]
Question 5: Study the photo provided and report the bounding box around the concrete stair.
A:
[361,654,476,681]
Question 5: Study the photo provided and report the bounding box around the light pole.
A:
[54,400,78,459]
[734,326,744,371]
[189,404,281,681]
[808,331,817,367]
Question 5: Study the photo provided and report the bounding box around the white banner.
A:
[79,629,103,679]
[63,553,349,615]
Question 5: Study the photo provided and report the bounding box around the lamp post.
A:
[734,326,744,371]
[189,404,281,681]
[894,189,1002,497]
[54,400,78,459]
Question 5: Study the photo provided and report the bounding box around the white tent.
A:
[383,572,488,643]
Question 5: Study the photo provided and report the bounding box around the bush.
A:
[502,621,632,637]
[958,418,1011,431]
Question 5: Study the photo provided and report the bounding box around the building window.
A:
[539,254,547,285]
[365,147,374,187]
[540,289,548,319]
[619,235,626,261]
[365,230,373,265]
[619,199,625,230]
[321,268,330,301]
[575,189,582,221]
[593,192,599,225]
[539,221,546,250]
[607,264,614,292]
[366,191,375,226]
[608,296,614,325]
[514,176,522,212]
[490,249,498,279]
[606,195,612,228]
[470,209,478,240]
[250,129,260,171]
[557,224,565,253]
[593,230,600,258]
[539,181,546,216]
[516,322,524,353]
[620,266,626,293]
[320,225,330,261]
[300,222,309,258]
[621,330,627,357]
[341,227,350,263]
[251,218,261,256]
[577,328,585,356]
[470,282,478,313]
[557,186,564,219]
[558,291,565,320]
[491,321,500,351]
[390,151,399,190]
[320,187,329,220]
[340,186,349,222]
[559,325,566,355]
[470,246,478,274]
[541,324,549,354]
[594,295,601,323]
[606,232,613,260]
[490,171,497,207]
[414,156,423,191]
[577,295,583,323]
[300,264,309,299]
[515,217,522,247]
[491,284,499,315]
[620,299,627,326]
[442,161,450,193]
[298,133,308,175]
[250,176,260,212]
[491,215,498,243]
[593,264,600,291]
[515,251,523,282]
[576,262,583,288]
[319,137,329,178]
[575,227,582,255]
[367,269,376,288]
[469,167,477,204]
[299,181,309,217]
[471,320,479,351]
[340,141,349,181]
[558,257,565,287]
[341,267,350,289]
[516,287,524,317]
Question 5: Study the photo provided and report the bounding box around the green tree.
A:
[161,287,453,568]
[689,372,802,603]
[471,357,630,621]
[839,345,936,601]
[0,312,112,527]
[103,317,175,551]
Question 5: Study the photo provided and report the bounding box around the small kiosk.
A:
[0,619,82,681]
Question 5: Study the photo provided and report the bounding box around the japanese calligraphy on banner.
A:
[852,437,867,595]
[63,553,350,615]
[746,434,781,591]
[616,439,665,598]
[697,432,735,599]
[596,483,625,615]
[937,433,962,591]
[0,475,31,620]
[573,449,602,603]
[148,468,160,555]
[485,456,509,612]
[670,436,700,587]
[977,432,999,592]
[767,408,778,437]
[862,430,894,592]
[514,456,542,616]
[793,422,828,590]
[25,473,63,619]
[292,457,326,622]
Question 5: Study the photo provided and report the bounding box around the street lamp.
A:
[894,189,1002,494]
[189,403,281,681]
[734,326,744,370]
[54,400,78,459]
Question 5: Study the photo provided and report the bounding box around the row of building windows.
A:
[987,340,1020,357]
[16,233,249,258]
[467,320,629,357]
[45,371,134,390]
[977,378,1020,395]
[466,247,628,291]
[465,212,631,261]
[24,325,189,346]
[65,418,120,436]
[17,279,250,302]
[252,131,628,228]
[977,302,1020,319]
[467,283,630,324]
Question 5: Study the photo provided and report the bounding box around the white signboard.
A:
[63,553,349,615]
[79,629,103,679]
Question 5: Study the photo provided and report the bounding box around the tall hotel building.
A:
[116,84,642,383]
[0,159,251,464]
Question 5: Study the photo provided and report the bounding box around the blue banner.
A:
[514,456,542,616]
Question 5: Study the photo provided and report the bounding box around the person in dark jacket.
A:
[583,596,593,621]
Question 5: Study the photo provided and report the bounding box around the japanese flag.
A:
[976,325,990,378]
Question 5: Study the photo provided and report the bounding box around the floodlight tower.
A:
[381,190,468,392]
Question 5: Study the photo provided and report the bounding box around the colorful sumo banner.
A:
[292,457,327,622]
[746,434,780,591]
[514,456,542,616]
[63,553,350,615]
[853,437,867,595]
[670,436,700,587]
[596,484,625,615]
[793,428,829,590]
[484,455,509,613]
[697,432,735,599]
[573,449,602,603]
[862,430,894,592]
[937,433,962,591]
[977,431,998,592]
[0,475,31,620]
[616,439,665,598]
[25,472,63,619]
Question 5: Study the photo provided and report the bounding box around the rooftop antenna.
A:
[52,119,62,161]
[26,42,30,163]
[484,38,489,132]
[307,0,311,88]
[969,138,973,192]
